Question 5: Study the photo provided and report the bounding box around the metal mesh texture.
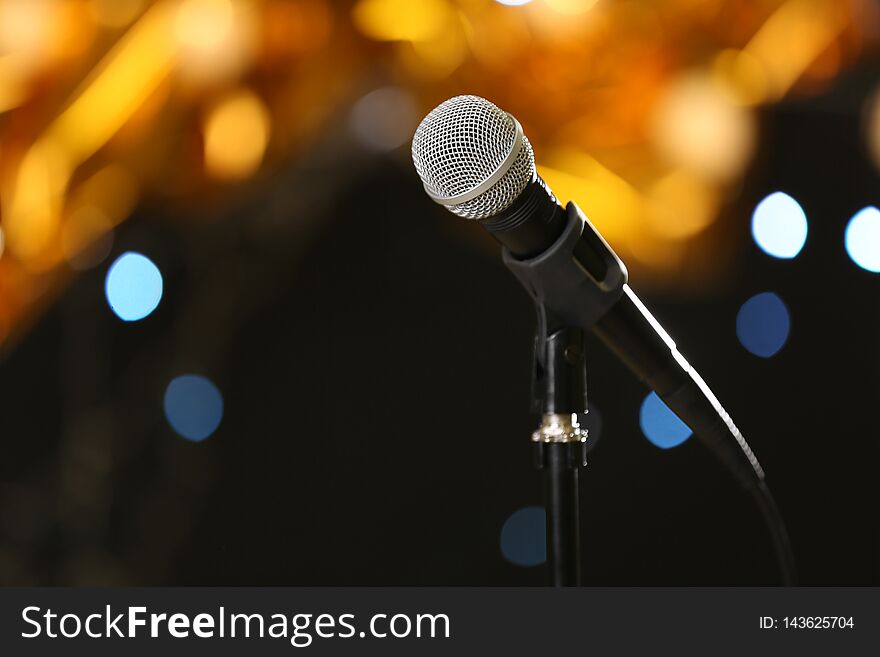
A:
[411,95,536,220]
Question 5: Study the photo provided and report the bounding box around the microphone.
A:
[411,95,795,583]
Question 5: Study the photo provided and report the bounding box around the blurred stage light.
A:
[61,207,114,271]
[651,73,756,182]
[403,15,468,78]
[751,191,808,259]
[465,3,530,71]
[743,0,846,101]
[203,89,270,180]
[0,0,55,65]
[61,164,138,271]
[70,164,139,227]
[3,139,70,264]
[352,0,450,42]
[0,225,5,259]
[0,54,30,113]
[500,506,546,567]
[47,1,176,164]
[349,87,418,151]
[104,252,163,321]
[0,0,869,351]
[736,292,790,358]
[844,206,880,273]
[712,49,768,106]
[263,1,333,57]
[639,392,692,449]
[175,0,234,51]
[645,170,718,239]
[538,151,641,246]
[88,0,145,29]
[496,0,532,6]
[174,0,254,84]
[544,0,598,15]
[163,374,224,442]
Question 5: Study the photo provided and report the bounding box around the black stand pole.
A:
[531,325,589,587]
[535,442,586,586]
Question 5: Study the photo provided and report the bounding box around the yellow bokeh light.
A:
[463,3,530,72]
[88,0,146,29]
[3,138,71,261]
[70,164,139,226]
[352,0,451,42]
[175,0,234,51]
[712,49,768,106]
[543,0,599,16]
[0,0,87,69]
[744,0,846,100]
[203,89,271,180]
[627,234,685,271]
[538,150,641,247]
[0,53,29,113]
[0,0,866,314]
[174,0,255,84]
[651,73,756,182]
[0,0,55,60]
[61,164,138,269]
[2,2,169,269]
[645,170,719,240]
[61,205,114,270]
[400,10,468,78]
[0,225,5,260]
[48,1,177,163]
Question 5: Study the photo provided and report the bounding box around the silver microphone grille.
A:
[411,95,536,220]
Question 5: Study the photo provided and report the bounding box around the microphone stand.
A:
[497,202,795,585]
[530,324,589,587]
[502,202,627,587]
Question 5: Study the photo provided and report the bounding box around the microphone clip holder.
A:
[502,201,628,337]
[500,202,627,587]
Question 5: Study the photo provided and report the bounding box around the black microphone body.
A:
[485,176,763,489]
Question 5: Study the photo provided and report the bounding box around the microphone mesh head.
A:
[411,95,535,220]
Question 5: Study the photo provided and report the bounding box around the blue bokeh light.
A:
[639,392,692,449]
[164,375,224,442]
[105,252,163,321]
[844,206,880,273]
[500,506,546,567]
[751,192,808,259]
[736,292,791,358]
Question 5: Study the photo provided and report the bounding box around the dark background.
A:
[1,66,878,586]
